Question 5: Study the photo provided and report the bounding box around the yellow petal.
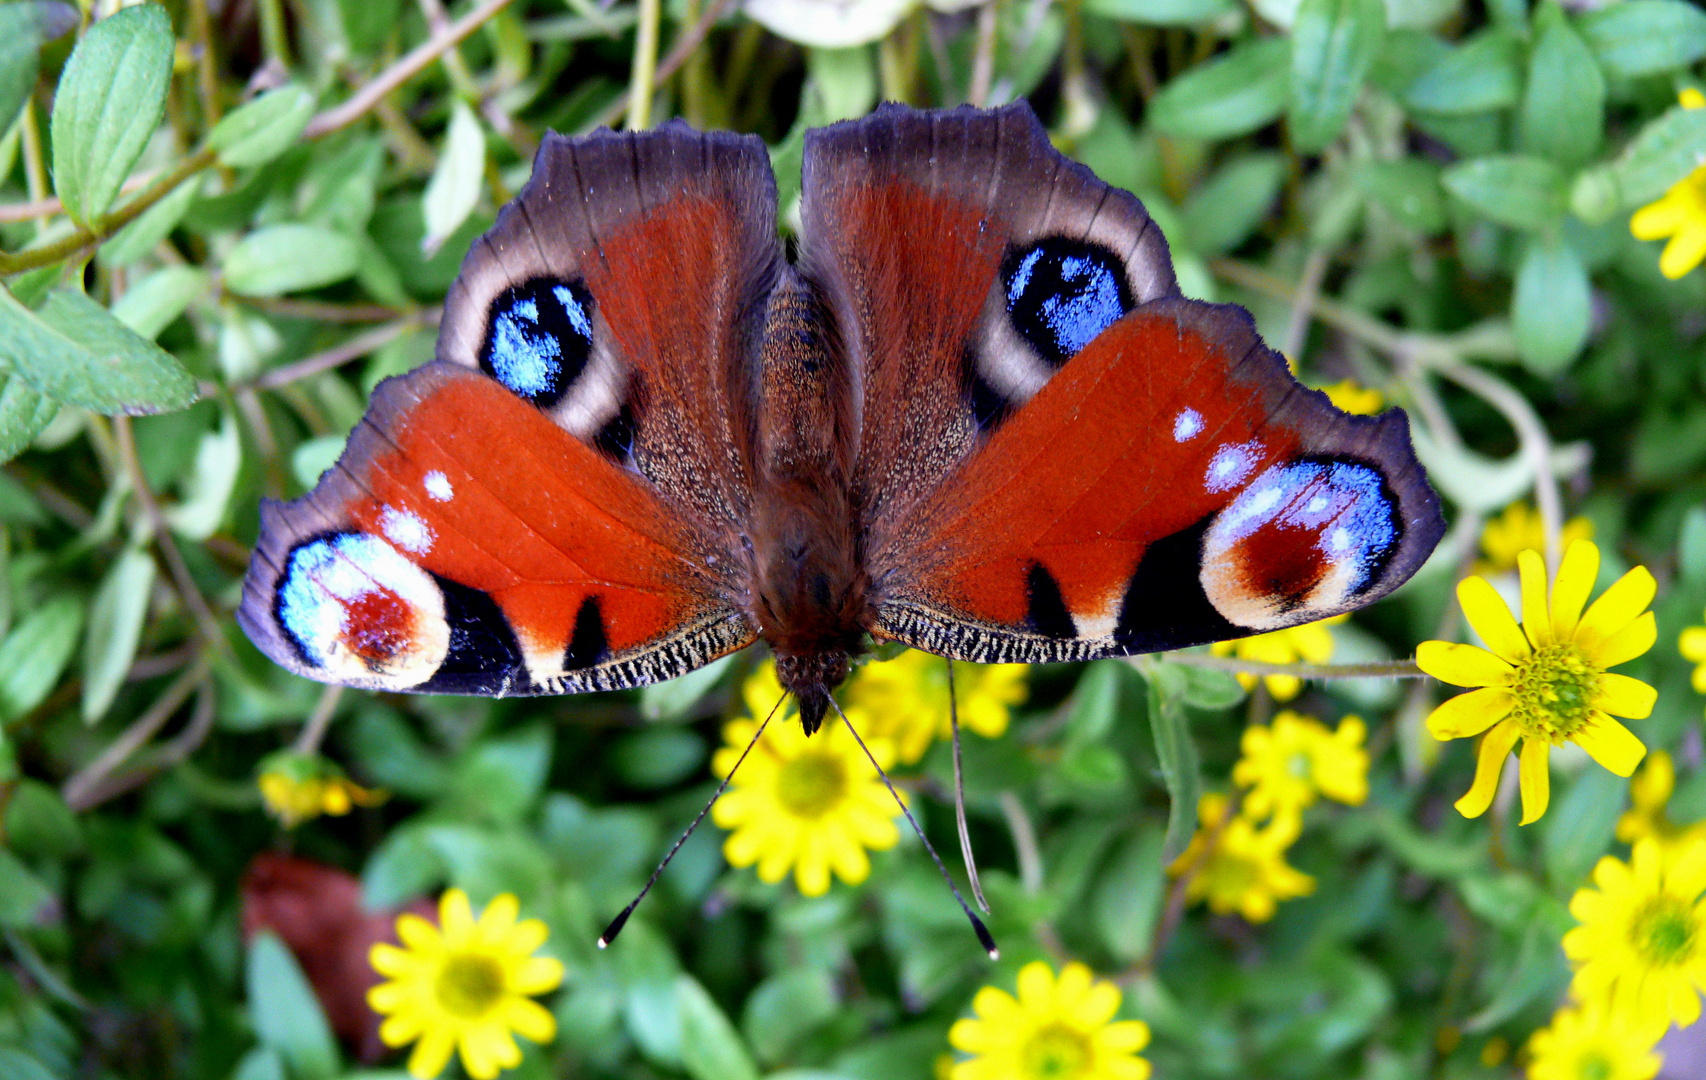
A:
[1517,549,1552,650]
[440,889,474,940]
[503,997,558,1044]
[1457,576,1528,663]
[1577,564,1656,644]
[1587,612,1657,670]
[407,1030,456,1080]
[1426,687,1514,740]
[1680,625,1706,662]
[1455,721,1520,819]
[1549,539,1599,641]
[1661,222,1706,279]
[1518,738,1550,825]
[1595,673,1657,719]
[1631,194,1689,239]
[1574,713,1647,777]
[1416,641,1514,687]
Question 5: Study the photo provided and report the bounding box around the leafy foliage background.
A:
[2,0,1706,1077]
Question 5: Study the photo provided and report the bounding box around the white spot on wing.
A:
[424,471,453,501]
[1205,441,1261,492]
[380,506,435,554]
[1173,407,1203,442]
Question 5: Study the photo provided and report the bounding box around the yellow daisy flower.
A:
[1630,88,1706,279]
[1524,1002,1661,1080]
[948,960,1152,1080]
[1209,615,1346,702]
[1321,378,1384,415]
[1680,612,1706,696]
[844,649,1027,765]
[1231,710,1369,820]
[1476,502,1594,576]
[712,677,902,896]
[1417,540,1656,825]
[1167,793,1314,923]
[1616,749,1706,855]
[368,889,564,1080]
[1563,836,1706,1041]
[257,751,385,827]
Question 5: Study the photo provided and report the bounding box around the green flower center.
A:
[1577,1054,1612,1080]
[776,752,847,819]
[1021,1023,1091,1080]
[1509,643,1599,742]
[435,952,505,1018]
[1287,751,1312,780]
[1630,896,1698,967]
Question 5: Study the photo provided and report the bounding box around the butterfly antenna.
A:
[826,696,999,960]
[946,659,990,914]
[598,692,787,949]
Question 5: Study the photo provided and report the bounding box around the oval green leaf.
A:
[1519,8,1604,165]
[1403,28,1522,115]
[0,373,58,465]
[49,4,175,227]
[1579,0,1706,80]
[223,224,362,297]
[0,594,84,721]
[1149,37,1291,142]
[81,546,156,724]
[246,931,340,1080]
[0,2,77,132]
[1607,104,1706,209]
[1512,235,1591,377]
[421,100,487,257]
[0,287,198,416]
[1289,0,1387,152]
[210,85,316,169]
[1441,154,1567,230]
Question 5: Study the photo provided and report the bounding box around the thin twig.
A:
[62,652,212,811]
[588,0,735,131]
[1281,247,1330,360]
[968,2,998,107]
[997,790,1043,894]
[303,0,523,139]
[293,685,345,754]
[246,315,431,393]
[113,417,226,649]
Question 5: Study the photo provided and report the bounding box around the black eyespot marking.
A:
[1113,517,1240,653]
[564,596,609,671]
[479,277,597,407]
[593,403,638,461]
[1002,237,1134,367]
[419,575,528,694]
[1025,562,1076,640]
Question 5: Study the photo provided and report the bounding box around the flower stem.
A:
[1160,653,1427,680]
[626,0,662,131]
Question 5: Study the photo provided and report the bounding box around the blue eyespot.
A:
[479,277,597,407]
[1002,237,1133,366]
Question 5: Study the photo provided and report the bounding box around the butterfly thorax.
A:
[746,270,870,735]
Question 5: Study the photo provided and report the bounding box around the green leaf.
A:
[1092,824,1167,961]
[163,412,240,540]
[110,266,211,341]
[610,728,706,790]
[1181,153,1287,255]
[0,3,76,131]
[1680,506,1706,585]
[0,1048,58,1080]
[806,45,878,123]
[1543,767,1625,890]
[446,726,551,822]
[0,848,54,927]
[1403,29,1522,115]
[81,546,155,724]
[1357,158,1448,234]
[1578,0,1706,80]
[1288,0,1386,152]
[676,975,760,1080]
[210,85,316,168]
[421,100,486,258]
[2,778,84,859]
[1519,7,1604,165]
[245,931,340,1080]
[1083,0,1236,24]
[741,968,838,1066]
[0,287,198,415]
[49,5,175,226]
[1143,660,1201,862]
[100,173,202,267]
[1441,155,1567,230]
[0,594,84,720]
[1605,105,1706,209]
[1149,37,1291,142]
[1511,235,1591,376]
[1462,916,1570,1032]
[0,373,58,465]
[223,225,363,297]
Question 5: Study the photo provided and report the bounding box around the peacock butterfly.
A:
[238,102,1444,737]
